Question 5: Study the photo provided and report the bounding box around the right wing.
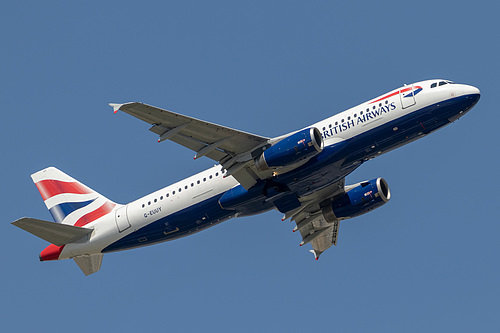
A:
[111,102,271,189]
[284,178,345,259]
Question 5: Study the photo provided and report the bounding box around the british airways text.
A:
[323,102,397,138]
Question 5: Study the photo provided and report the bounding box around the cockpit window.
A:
[431,80,455,88]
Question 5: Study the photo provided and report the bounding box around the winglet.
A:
[309,249,322,260]
[109,103,124,114]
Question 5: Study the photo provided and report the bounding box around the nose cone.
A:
[464,84,480,98]
[454,84,480,117]
[463,84,481,107]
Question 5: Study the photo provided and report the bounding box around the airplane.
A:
[12,79,480,275]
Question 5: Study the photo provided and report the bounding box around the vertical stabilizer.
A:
[31,167,116,226]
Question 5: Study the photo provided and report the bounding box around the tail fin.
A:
[31,167,116,227]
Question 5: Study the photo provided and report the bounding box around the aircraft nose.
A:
[464,84,480,97]
[463,84,480,105]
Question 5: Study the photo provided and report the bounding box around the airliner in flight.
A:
[13,79,480,275]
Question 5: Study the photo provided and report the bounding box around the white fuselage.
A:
[59,79,480,259]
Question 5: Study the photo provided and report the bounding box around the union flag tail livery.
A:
[32,167,116,226]
[13,167,118,275]
[13,79,480,275]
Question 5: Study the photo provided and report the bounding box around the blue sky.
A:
[2,1,498,332]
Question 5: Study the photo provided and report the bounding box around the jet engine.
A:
[326,178,391,220]
[255,127,323,172]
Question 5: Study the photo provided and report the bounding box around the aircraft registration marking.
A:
[144,207,161,218]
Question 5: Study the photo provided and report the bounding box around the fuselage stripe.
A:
[368,86,422,104]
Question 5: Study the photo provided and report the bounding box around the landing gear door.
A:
[400,85,416,109]
[115,206,131,232]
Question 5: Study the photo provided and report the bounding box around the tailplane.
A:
[12,217,93,246]
[12,167,114,275]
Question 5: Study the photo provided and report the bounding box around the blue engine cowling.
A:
[330,178,391,219]
[255,127,323,171]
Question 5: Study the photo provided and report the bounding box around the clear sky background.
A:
[2,1,498,332]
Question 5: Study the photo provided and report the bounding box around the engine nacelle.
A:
[329,178,391,220]
[255,127,323,172]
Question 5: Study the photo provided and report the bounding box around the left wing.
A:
[111,102,270,189]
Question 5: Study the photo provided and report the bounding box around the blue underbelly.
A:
[102,194,235,253]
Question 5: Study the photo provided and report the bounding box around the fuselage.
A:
[55,79,480,260]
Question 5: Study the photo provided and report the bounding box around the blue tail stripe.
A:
[49,199,95,223]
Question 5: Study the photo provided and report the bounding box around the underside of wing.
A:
[111,102,270,188]
[284,179,345,259]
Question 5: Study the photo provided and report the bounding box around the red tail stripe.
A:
[74,201,116,227]
[40,244,65,261]
[36,180,92,201]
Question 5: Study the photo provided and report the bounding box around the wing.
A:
[111,102,270,189]
[284,179,345,259]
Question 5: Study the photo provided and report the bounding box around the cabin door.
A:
[115,206,131,232]
[400,85,416,109]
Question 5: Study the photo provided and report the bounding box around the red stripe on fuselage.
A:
[35,180,92,201]
[369,86,422,104]
[74,201,116,227]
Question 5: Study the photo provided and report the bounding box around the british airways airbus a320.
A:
[13,79,480,275]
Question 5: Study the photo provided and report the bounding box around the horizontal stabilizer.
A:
[12,217,93,246]
[73,254,103,276]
